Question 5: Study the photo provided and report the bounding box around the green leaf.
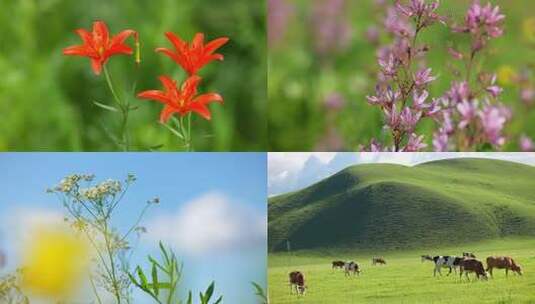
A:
[149,255,167,273]
[93,100,119,112]
[214,296,223,304]
[137,266,148,289]
[160,122,184,140]
[186,291,193,304]
[159,241,171,265]
[151,263,159,296]
[127,272,139,287]
[205,281,215,301]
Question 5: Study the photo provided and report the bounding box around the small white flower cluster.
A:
[79,179,122,201]
[52,174,94,193]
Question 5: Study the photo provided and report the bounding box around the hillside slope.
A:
[268,158,535,251]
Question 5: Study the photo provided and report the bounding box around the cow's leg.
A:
[489,267,493,277]
[506,268,509,277]
[447,266,452,276]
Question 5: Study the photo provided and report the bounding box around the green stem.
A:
[104,223,122,304]
[103,65,130,151]
[90,275,104,304]
[187,113,192,152]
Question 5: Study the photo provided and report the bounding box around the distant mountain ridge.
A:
[268,158,535,252]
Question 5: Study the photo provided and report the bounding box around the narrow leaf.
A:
[160,122,184,139]
[152,263,159,296]
[137,266,148,288]
[93,101,119,112]
[214,296,223,304]
[205,281,215,301]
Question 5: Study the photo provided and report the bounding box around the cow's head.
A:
[298,285,307,295]
[512,264,523,275]
[421,255,430,263]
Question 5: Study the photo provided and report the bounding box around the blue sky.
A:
[268,152,535,195]
[0,153,267,303]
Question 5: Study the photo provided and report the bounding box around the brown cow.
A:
[332,260,345,269]
[459,258,488,281]
[289,271,306,295]
[486,256,522,277]
[372,257,386,265]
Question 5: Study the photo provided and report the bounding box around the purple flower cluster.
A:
[363,0,511,152]
[311,0,352,56]
[268,0,294,48]
[433,2,510,151]
[363,0,445,152]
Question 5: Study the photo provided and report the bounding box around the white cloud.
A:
[268,152,535,196]
[0,207,65,271]
[144,192,266,256]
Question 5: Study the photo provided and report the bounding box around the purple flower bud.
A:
[519,135,535,152]
[465,1,505,38]
[521,88,534,106]
[433,130,449,151]
[378,53,397,77]
[447,81,470,105]
[400,107,422,132]
[456,99,478,129]
[324,92,345,111]
[412,90,429,110]
[447,47,464,60]
[414,68,437,87]
[479,104,511,147]
[403,133,427,152]
[485,74,502,98]
[384,103,401,129]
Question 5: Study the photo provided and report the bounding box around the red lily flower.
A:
[156,32,229,76]
[63,21,138,75]
[137,75,223,122]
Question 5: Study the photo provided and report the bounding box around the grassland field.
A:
[268,238,535,304]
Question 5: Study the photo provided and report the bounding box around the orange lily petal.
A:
[92,21,109,46]
[192,93,223,105]
[204,37,229,54]
[189,103,212,120]
[137,90,170,104]
[91,58,102,75]
[160,105,177,123]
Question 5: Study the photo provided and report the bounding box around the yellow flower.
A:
[497,65,517,86]
[523,17,535,43]
[22,227,90,299]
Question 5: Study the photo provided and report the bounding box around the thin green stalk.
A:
[104,223,122,304]
[187,113,192,152]
[89,275,104,304]
[103,65,130,151]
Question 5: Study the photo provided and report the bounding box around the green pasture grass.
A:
[268,238,535,303]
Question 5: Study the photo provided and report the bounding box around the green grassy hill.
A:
[268,158,535,252]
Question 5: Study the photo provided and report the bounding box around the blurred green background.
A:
[0,0,266,151]
[268,0,535,151]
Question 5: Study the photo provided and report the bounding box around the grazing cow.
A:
[372,257,386,265]
[332,260,345,269]
[463,252,476,258]
[344,261,361,276]
[486,256,522,277]
[421,255,434,263]
[423,255,463,276]
[459,259,488,280]
[289,271,306,295]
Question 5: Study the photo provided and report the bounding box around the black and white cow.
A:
[344,261,361,276]
[423,255,463,276]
